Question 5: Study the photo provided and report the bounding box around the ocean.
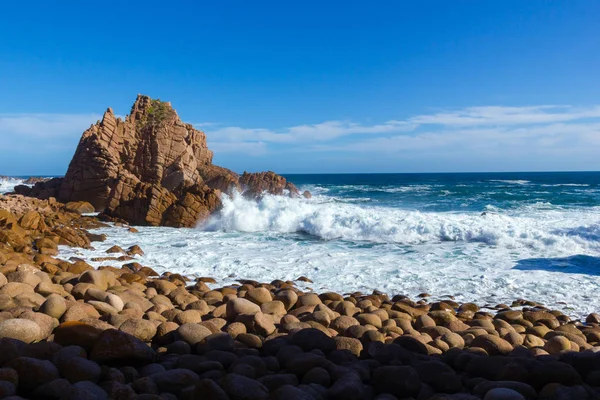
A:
[3,172,600,317]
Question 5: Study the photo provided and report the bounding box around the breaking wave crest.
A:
[200,191,600,252]
[0,177,25,194]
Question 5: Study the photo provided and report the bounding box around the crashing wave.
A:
[199,191,600,252]
[0,177,25,194]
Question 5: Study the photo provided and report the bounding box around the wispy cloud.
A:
[0,113,102,138]
[207,120,415,144]
[199,105,600,168]
[2,105,599,172]
[408,105,600,126]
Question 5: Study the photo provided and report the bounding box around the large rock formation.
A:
[17,95,305,227]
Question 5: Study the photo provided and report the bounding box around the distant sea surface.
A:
[3,172,600,316]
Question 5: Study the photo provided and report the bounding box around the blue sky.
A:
[1,1,599,175]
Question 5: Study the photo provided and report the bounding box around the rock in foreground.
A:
[2,197,600,398]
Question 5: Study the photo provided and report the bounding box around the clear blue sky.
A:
[1,1,599,175]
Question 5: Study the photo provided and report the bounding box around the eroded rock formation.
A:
[17,95,306,227]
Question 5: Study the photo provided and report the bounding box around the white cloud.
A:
[0,113,102,138]
[202,105,600,160]
[315,122,600,157]
[408,105,600,126]
[2,106,599,169]
[207,120,414,144]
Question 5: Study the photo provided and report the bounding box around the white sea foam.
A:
[376,185,434,193]
[58,191,600,317]
[0,177,25,194]
[490,180,531,185]
[320,184,434,194]
[540,183,590,187]
[200,192,599,250]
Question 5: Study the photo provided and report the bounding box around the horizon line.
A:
[3,169,600,178]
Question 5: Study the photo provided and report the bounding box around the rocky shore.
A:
[0,195,599,399]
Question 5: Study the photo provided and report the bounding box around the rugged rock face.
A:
[23,177,51,185]
[239,171,300,199]
[0,194,105,252]
[17,95,305,227]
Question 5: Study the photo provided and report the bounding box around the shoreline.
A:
[2,194,600,398]
[58,221,597,321]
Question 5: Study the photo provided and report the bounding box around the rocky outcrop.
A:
[18,95,306,227]
[239,171,299,199]
[14,178,62,200]
[23,177,51,185]
[0,194,106,254]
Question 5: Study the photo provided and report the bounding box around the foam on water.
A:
[489,179,531,185]
[0,177,25,194]
[201,192,600,250]
[59,190,600,317]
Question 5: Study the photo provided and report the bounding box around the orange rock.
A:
[53,321,103,350]
[19,95,307,227]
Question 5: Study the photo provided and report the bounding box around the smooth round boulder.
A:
[0,319,41,343]
[53,321,102,350]
[333,336,363,357]
[484,388,526,400]
[176,323,212,345]
[174,310,202,325]
[291,328,335,353]
[119,319,157,342]
[544,335,571,354]
[372,366,421,398]
[150,368,200,393]
[355,313,382,329]
[90,329,156,365]
[0,381,15,398]
[60,357,102,383]
[470,334,514,355]
[6,357,60,389]
[330,316,360,333]
[245,287,273,305]
[20,311,57,339]
[220,373,269,400]
[226,298,261,320]
[105,294,124,312]
[275,290,298,311]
